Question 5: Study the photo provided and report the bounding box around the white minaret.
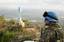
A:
[18,7,25,27]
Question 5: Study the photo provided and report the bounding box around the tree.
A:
[0,16,6,28]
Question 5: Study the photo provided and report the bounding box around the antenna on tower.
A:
[18,6,21,18]
[18,7,21,13]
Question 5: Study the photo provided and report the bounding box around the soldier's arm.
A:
[57,28,64,42]
[40,29,45,42]
[40,28,49,42]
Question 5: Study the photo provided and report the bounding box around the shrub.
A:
[0,31,15,42]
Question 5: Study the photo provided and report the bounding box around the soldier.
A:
[40,11,64,42]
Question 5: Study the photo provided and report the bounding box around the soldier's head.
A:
[43,11,58,26]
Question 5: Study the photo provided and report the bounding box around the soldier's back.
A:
[40,28,63,42]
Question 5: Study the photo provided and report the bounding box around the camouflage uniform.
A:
[40,11,64,42]
[40,25,64,42]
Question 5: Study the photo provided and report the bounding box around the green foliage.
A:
[0,31,15,42]
[7,19,16,25]
[0,16,5,21]
[23,19,30,24]
[22,28,38,40]
[0,16,40,41]
[6,19,22,32]
[0,16,6,28]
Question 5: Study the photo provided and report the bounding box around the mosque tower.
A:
[18,7,25,27]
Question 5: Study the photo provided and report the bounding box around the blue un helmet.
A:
[43,11,58,25]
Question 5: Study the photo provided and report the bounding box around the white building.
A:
[19,18,25,27]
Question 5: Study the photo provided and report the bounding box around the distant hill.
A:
[0,9,43,20]
[0,8,64,21]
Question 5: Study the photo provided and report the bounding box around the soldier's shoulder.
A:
[55,27,62,31]
[55,28,64,34]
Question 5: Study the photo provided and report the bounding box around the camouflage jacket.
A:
[40,28,64,42]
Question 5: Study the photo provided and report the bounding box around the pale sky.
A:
[0,0,64,11]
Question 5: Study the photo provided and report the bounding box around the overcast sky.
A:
[0,0,64,11]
